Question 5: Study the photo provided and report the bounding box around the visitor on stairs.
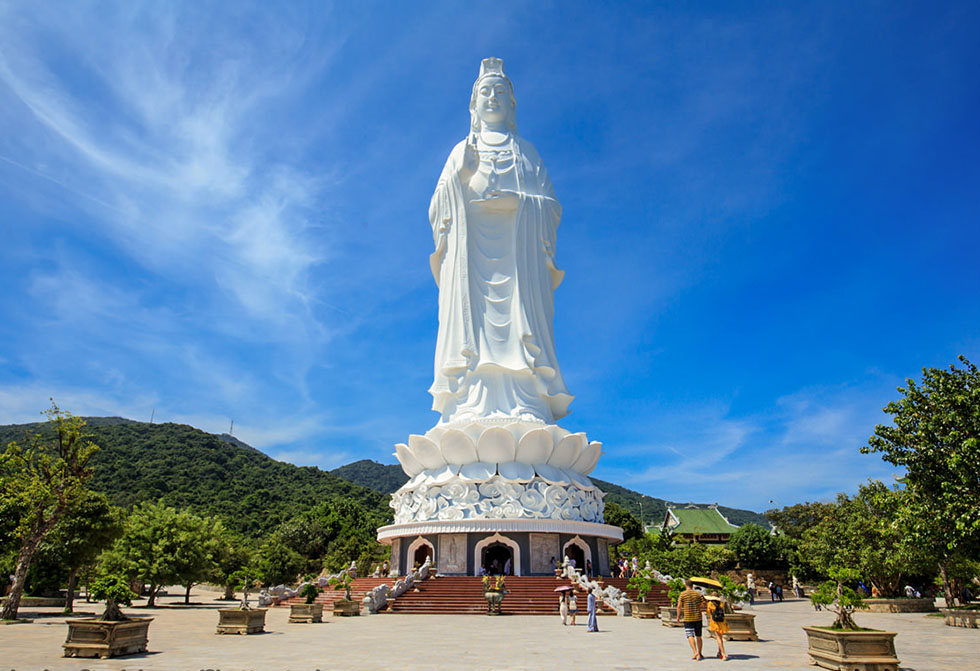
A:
[504,557,512,576]
[586,560,593,579]
[587,589,599,632]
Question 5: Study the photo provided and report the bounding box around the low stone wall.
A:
[861,598,937,613]
[940,608,980,628]
[0,596,69,607]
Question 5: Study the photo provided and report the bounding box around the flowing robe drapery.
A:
[428,137,573,424]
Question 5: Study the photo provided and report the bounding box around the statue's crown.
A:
[479,57,506,80]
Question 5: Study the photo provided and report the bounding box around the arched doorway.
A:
[473,533,522,576]
[406,536,434,572]
[564,544,585,571]
[413,543,434,568]
[482,542,513,575]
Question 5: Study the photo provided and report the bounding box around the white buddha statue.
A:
[428,57,573,426]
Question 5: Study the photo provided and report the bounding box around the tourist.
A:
[705,592,728,661]
[503,557,512,576]
[551,556,559,577]
[559,592,569,625]
[746,573,756,604]
[569,592,578,625]
[381,560,389,576]
[793,575,802,598]
[631,556,639,577]
[677,579,706,661]
[587,588,599,632]
[776,584,784,601]
[768,581,776,601]
[586,559,593,579]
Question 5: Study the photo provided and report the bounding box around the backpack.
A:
[710,602,725,622]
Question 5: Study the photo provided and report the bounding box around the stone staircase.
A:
[278,577,393,608]
[278,576,672,616]
[384,576,672,615]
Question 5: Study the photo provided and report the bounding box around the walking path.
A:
[1,588,975,670]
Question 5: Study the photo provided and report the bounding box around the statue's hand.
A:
[459,139,478,183]
[473,189,520,212]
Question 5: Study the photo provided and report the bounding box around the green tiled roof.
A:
[664,508,739,535]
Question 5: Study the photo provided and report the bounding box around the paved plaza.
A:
[1,589,975,671]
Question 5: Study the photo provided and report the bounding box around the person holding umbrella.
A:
[555,585,573,625]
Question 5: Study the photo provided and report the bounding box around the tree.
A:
[862,356,980,605]
[37,491,123,612]
[799,481,931,597]
[764,501,835,539]
[209,529,255,600]
[726,523,779,569]
[604,502,644,540]
[0,403,97,620]
[100,502,219,606]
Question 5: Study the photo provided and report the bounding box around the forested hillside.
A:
[0,418,390,540]
[326,459,770,528]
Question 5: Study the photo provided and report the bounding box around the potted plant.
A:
[716,575,757,641]
[330,571,359,616]
[627,571,660,618]
[63,575,152,659]
[660,578,685,626]
[803,568,900,671]
[289,582,323,623]
[483,575,506,615]
[216,570,267,635]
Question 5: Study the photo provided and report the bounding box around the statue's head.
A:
[470,57,517,133]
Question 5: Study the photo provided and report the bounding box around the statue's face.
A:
[475,75,513,126]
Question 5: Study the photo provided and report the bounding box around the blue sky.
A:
[1,2,978,512]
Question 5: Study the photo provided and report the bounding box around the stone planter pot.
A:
[723,612,758,641]
[216,608,267,635]
[630,600,659,619]
[861,598,936,613]
[63,617,152,658]
[289,602,324,623]
[484,591,504,615]
[940,608,980,628]
[332,599,360,617]
[659,606,684,627]
[802,625,900,671]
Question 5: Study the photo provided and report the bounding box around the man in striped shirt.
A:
[676,579,707,661]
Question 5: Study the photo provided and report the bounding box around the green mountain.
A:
[326,459,770,529]
[0,418,390,539]
[0,418,768,538]
[331,459,410,494]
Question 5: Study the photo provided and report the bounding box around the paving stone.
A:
[0,589,975,670]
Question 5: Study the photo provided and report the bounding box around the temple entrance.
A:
[564,544,585,572]
[482,543,513,575]
[413,542,434,569]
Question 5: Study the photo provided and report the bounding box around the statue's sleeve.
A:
[428,142,466,285]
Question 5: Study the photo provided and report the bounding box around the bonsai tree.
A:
[628,570,659,602]
[329,571,353,602]
[667,577,686,606]
[90,575,137,622]
[717,575,749,611]
[810,567,865,630]
[298,582,320,605]
[228,568,260,609]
